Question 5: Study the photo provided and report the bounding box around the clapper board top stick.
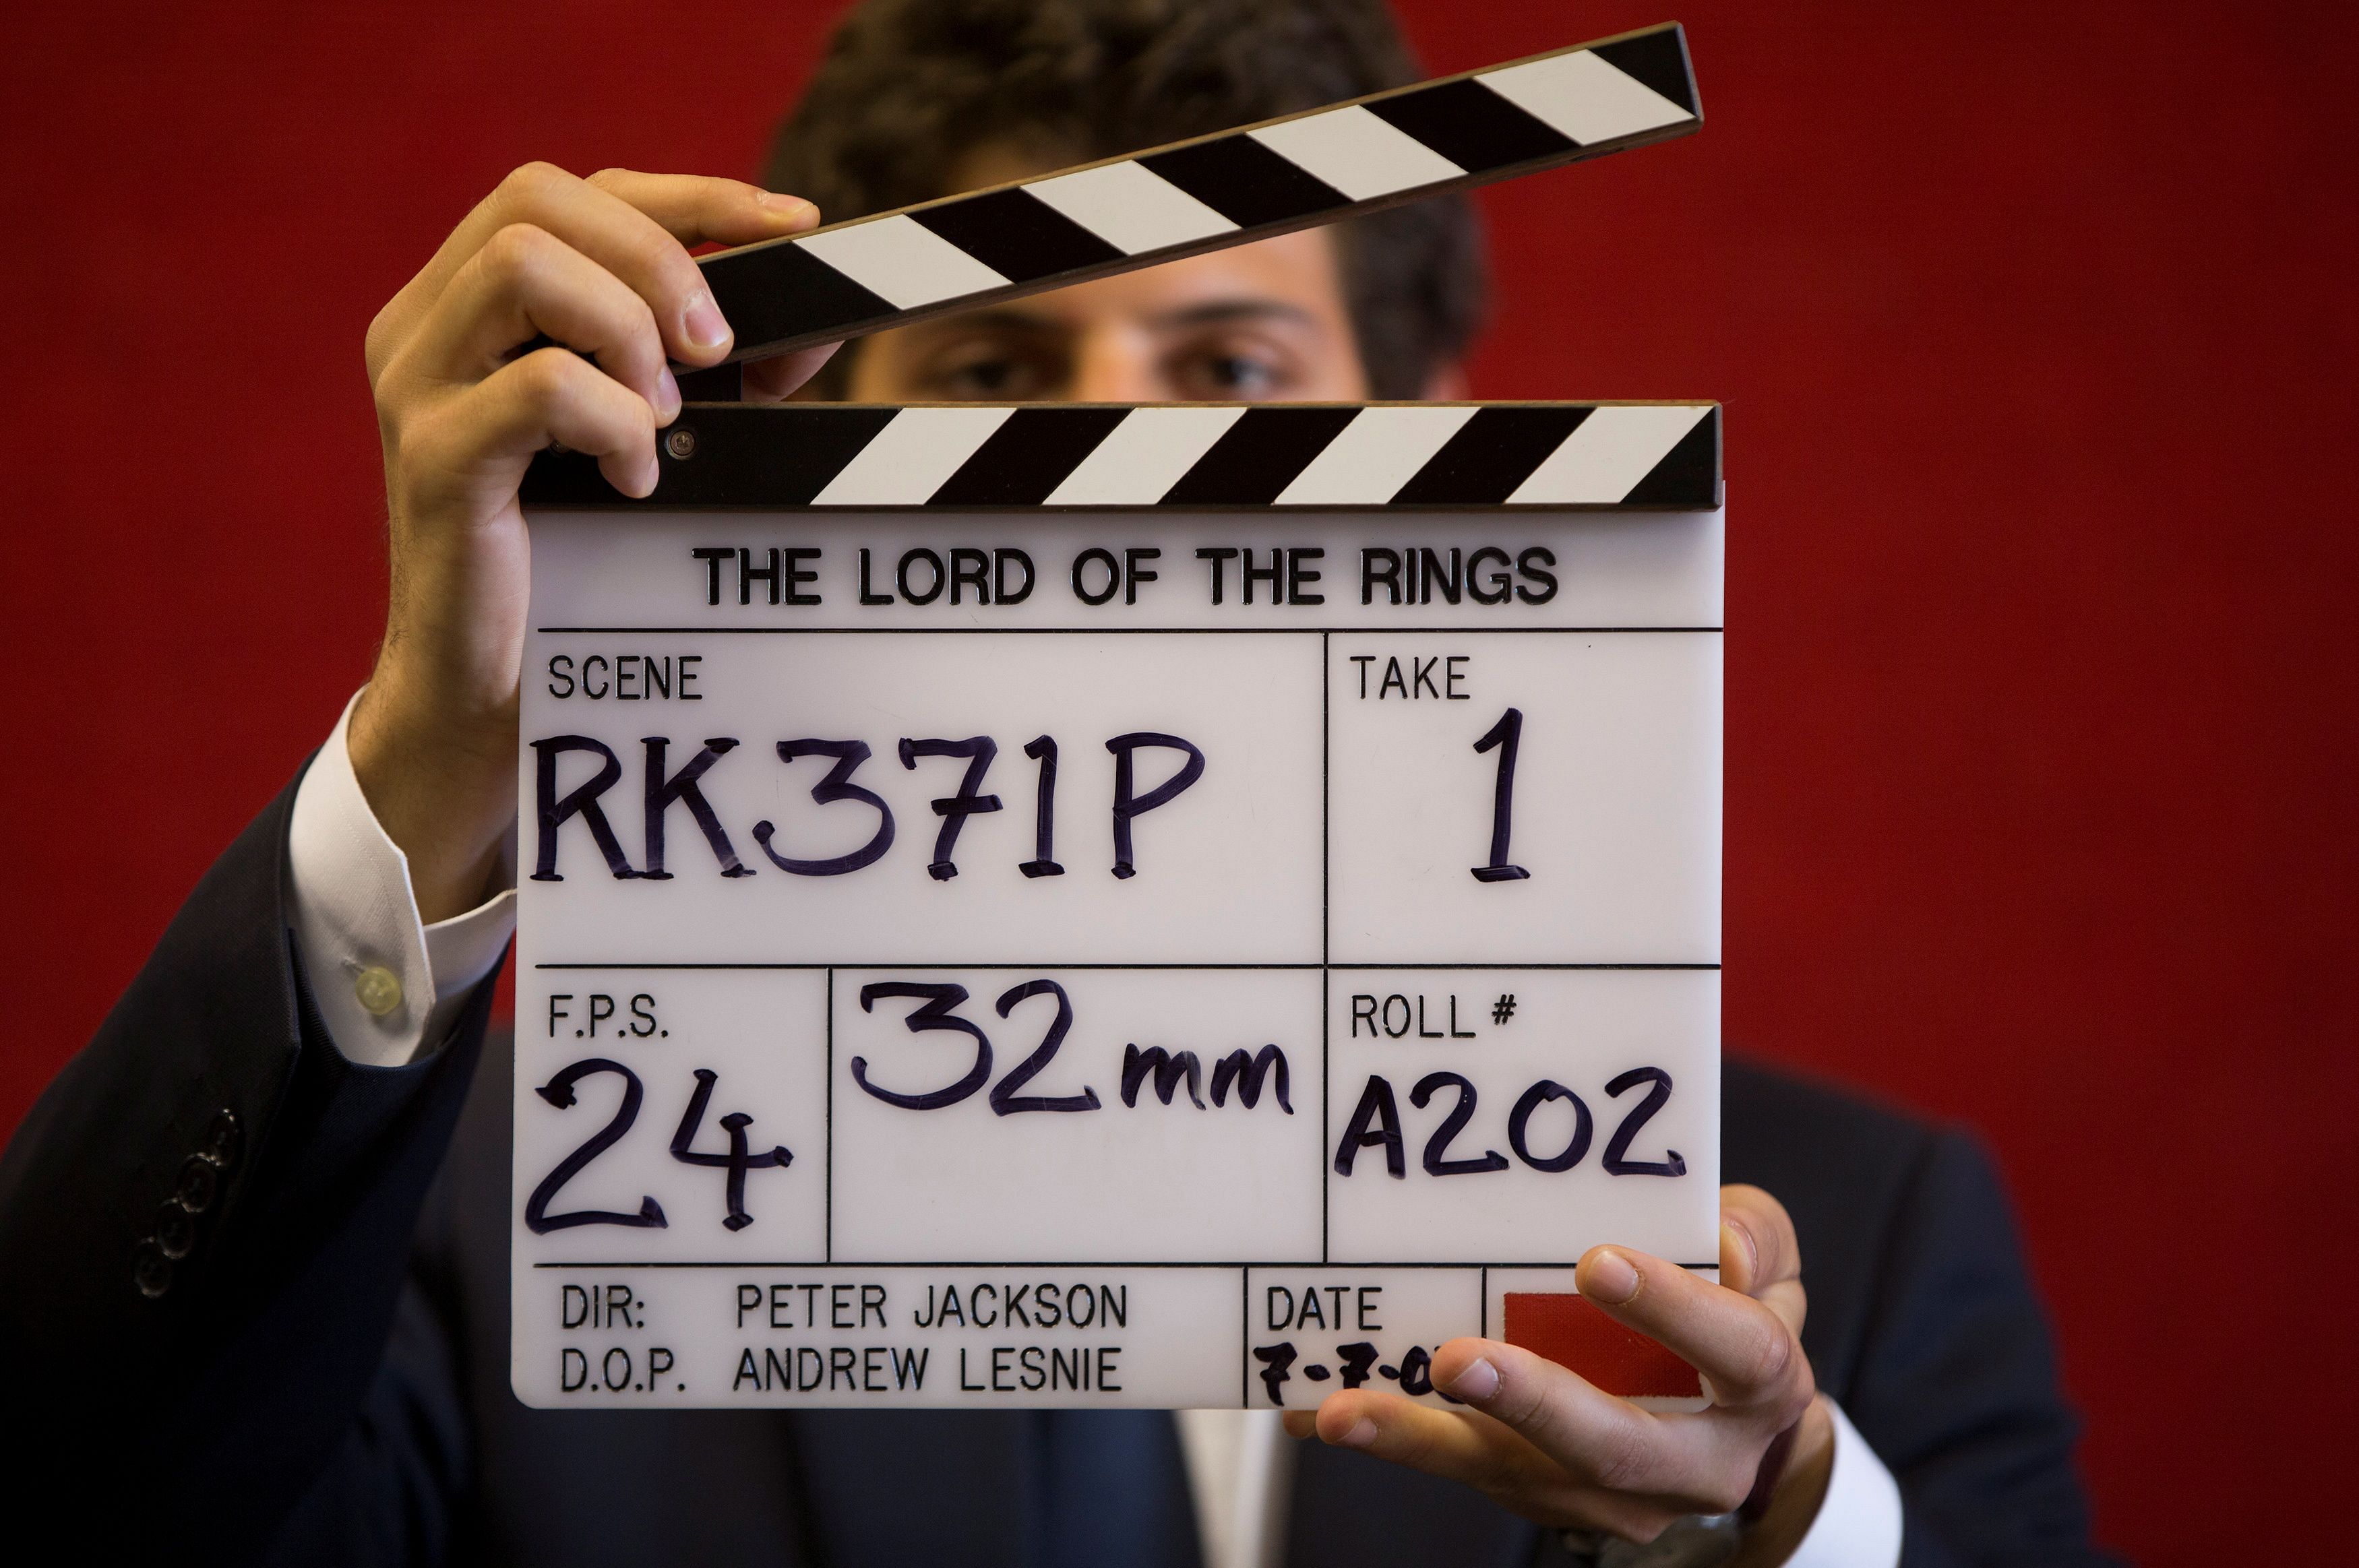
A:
[683,21,1700,368]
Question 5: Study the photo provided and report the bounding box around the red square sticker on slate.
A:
[1502,1293,1702,1399]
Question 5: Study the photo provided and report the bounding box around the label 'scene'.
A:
[512,509,1722,1409]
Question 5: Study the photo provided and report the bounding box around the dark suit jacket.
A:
[0,774,2112,1565]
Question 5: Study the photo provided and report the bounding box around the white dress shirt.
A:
[286,690,514,1067]
[284,689,1901,1567]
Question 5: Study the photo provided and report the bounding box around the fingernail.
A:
[683,288,731,352]
[1721,1218,1758,1280]
[1587,1247,1641,1305]
[1445,1356,1499,1402]
[1336,1418,1378,1449]
[655,366,681,422]
[758,190,816,222]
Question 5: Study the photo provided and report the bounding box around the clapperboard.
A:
[513,22,1722,1412]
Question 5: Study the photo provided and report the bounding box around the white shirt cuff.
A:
[1783,1399,1904,1568]
[285,688,517,1067]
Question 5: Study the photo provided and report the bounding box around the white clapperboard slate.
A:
[512,22,1723,1412]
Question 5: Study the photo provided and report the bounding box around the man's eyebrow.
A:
[907,308,1062,338]
[1149,301,1319,331]
[907,301,1320,336]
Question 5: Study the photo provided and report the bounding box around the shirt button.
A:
[354,966,404,1017]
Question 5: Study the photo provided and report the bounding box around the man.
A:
[0,0,2108,1563]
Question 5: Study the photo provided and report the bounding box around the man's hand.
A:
[1285,1186,1834,1562]
[349,165,835,922]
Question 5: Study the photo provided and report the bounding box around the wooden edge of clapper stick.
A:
[690,21,1701,368]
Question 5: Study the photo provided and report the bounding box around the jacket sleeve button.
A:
[155,1201,197,1261]
[174,1154,222,1214]
[133,1240,173,1298]
[202,1110,243,1168]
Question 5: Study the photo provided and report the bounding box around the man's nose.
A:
[1065,327,1165,402]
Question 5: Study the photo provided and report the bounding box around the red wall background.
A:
[4,1,2352,1557]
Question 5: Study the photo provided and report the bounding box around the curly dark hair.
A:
[761,0,1488,398]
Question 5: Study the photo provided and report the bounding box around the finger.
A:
[1314,1381,1681,1536]
[1311,1385,1535,1484]
[1718,1185,1801,1299]
[1750,1274,1808,1346]
[584,166,818,247]
[539,169,821,365]
[406,164,811,368]
[1573,1247,1812,1418]
[443,346,658,499]
[1424,1340,1682,1492]
[1281,1411,1318,1440]
[402,224,675,420]
[1720,1186,1808,1340]
[740,342,845,403]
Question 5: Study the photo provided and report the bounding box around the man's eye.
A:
[1179,349,1286,400]
[1210,354,1277,393]
[915,342,1057,400]
[941,356,1022,396]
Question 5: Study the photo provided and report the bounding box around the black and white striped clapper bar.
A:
[692,21,1701,363]
[510,24,1726,1414]
[530,400,1717,509]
